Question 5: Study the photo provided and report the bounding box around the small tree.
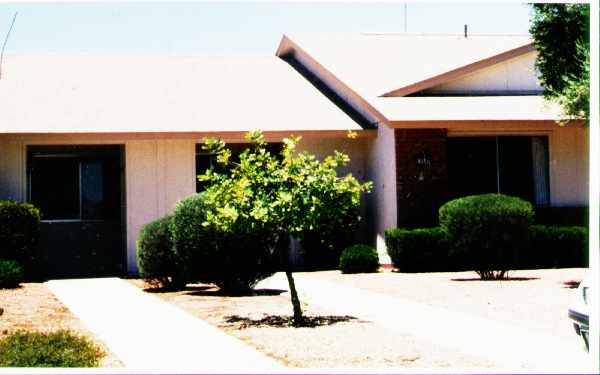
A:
[529,3,590,120]
[199,131,371,325]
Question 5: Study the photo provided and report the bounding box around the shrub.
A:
[301,217,357,271]
[136,215,184,290]
[0,259,23,288]
[170,193,215,283]
[385,227,457,272]
[0,201,41,274]
[339,245,379,274]
[0,330,104,367]
[439,194,533,280]
[171,193,276,294]
[527,225,588,268]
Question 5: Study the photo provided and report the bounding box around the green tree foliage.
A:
[529,3,590,120]
[199,131,371,325]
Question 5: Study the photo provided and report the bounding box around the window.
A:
[447,136,550,206]
[27,146,122,221]
[195,143,283,192]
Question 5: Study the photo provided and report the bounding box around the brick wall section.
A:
[395,129,449,227]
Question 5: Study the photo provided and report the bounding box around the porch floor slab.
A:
[46,277,283,372]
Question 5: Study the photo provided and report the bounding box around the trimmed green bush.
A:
[0,259,23,289]
[170,193,215,283]
[136,215,183,290]
[0,201,41,274]
[439,194,533,280]
[339,244,379,274]
[171,193,277,294]
[385,227,457,272]
[528,225,588,268]
[0,330,104,367]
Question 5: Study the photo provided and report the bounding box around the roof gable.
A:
[279,33,535,99]
[412,50,543,96]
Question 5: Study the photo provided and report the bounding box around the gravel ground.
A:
[0,283,123,368]
[307,267,587,345]
[129,279,497,369]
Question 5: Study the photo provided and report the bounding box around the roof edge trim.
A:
[381,43,536,98]
[276,34,389,127]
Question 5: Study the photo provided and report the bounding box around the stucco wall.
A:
[424,51,543,94]
[0,140,25,201]
[549,126,589,206]
[125,140,196,274]
[365,124,397,263]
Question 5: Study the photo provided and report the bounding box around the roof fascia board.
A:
[276,35,390,127]
[0,129,378,142]
[388,119,584,129]
[382,43,536,97]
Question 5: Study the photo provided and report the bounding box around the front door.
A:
[27,145,125,278]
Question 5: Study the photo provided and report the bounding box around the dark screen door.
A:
[27,145,125,278]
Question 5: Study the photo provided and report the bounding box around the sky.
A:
[0,2,534,55]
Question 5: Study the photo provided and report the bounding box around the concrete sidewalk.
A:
[46,278,283,372]
[257,272,591,373]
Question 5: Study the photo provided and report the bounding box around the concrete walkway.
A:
[46,278,283,372]
[257,272,591,373]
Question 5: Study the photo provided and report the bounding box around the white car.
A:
[568,277,590,351]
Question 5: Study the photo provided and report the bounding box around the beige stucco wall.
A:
[365,124,397,262]
[425,52,543,94]
[125,140,196,273]
[549,126,589,206]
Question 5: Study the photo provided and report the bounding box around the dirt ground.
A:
[0,283,122,368]
[128,279,497,369]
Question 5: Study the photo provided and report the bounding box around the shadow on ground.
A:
[223,314,365,328]
[451,277,540,282]
[142,284,287,297]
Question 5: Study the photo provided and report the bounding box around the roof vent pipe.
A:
[464,24,468,38]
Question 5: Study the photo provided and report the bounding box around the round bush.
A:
[339,245,380,274]
[136,215,183,290]
[0,330,103,367]
[171,193,276,294]
[170,193,216,283]
[0,201,41,274]
[439,194,533,280]
[0,259,23,289]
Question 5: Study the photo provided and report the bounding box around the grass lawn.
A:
[0,283,122,368]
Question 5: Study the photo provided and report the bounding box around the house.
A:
[0,33,588,276]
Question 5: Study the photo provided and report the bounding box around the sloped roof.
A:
[278,33,534,99]
[278,33,567,124]
[0,54,362,134]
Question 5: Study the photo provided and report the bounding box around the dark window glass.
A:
[498,137,534,202]
[30,157,80,220]
[81,162,104,220]
[447,136,549,205]
[28,146,122,221]
[447,137,498,198]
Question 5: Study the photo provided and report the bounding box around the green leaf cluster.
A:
[199,131,372,244]
[529,3,590,120]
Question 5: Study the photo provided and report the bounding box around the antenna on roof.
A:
[464,24,468,38]
[0,11,18,80]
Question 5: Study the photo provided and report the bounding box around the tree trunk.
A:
[285,270,304,326]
